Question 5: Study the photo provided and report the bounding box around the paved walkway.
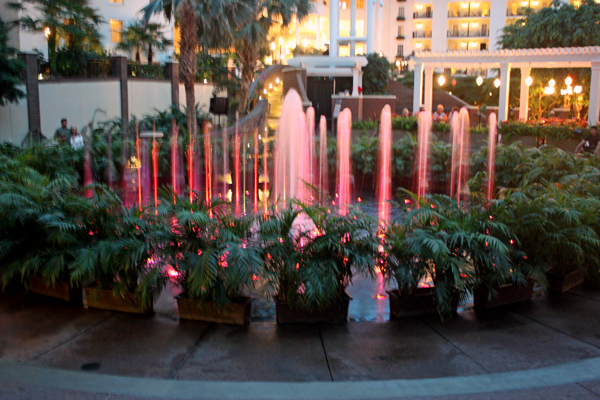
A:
[2,280,600,400]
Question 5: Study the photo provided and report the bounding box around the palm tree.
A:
[234,0,312,114]
[118,20,173,64]
[7,0,103,74]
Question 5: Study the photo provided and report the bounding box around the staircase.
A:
[267,82,283,131]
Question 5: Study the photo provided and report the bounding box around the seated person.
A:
[575,126,600,155]
[433,104,447,122]
[401,108,411,117]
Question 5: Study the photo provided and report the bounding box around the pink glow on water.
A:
[378,105,392,227]
[203,121,213,205]
[254,128,259,213]
[319,116,328,198]
[415,111,432,199]
[234,117,241,215]
[274,89,305,207]
[487,113,498,202]
[337,108,352,215]
[449,108,471,204]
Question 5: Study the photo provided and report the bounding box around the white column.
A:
[413,63,424,114]
[519,66,530,122]
[498,62,512,124]
[358,71,363,92]
[296,19,300,48]
[367,0,375,54]
[350,0,356,56]
[377,0,383,53]
[330,0,339,56]
[424,65,434,113]
[589,62,600,127]
[352,65,359,96]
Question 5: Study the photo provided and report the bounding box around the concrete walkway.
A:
[2,282,600,400]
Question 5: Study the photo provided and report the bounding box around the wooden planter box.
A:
[473,279,535,312]
[547,268,585,294]
[177,296,253,325]
[274,292,352,324]
[387,287,458,319]
[84,287,152,314]
[29,275,82,305]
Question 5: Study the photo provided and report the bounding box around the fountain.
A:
[234,114,241,214]
[306,107,316,198]
[377,105,392,227]
[170,120,185,198]
[449,108,471,204]
[415,110,432,199]
[318,116,328,200]
[486,113,498,202]
[337,108,352,215]
[203,121,213,205]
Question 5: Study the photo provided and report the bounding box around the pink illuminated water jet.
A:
[415,110,432,199]
[337,108,352,215]
[83,127,93,198]
[254,128,259,213]
[203,121,213,205]
[306,107,316,197]
[318,116,328,199]
[234,115,241,214]
[377,105,392,227]
[449,108,471,204]
[486,113,498,202]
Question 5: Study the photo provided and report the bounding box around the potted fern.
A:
[160,191,262,325]
[70,189,168,314]
[261,201,377,324]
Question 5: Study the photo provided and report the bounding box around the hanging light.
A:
[525,76,533,87]
[494,78,501,88]
[44,27,50,37]
[574,85,583,94]
[549,79,556,87]
[544,86,555,95]
[438,75,446,86]
[476,75,483,86]
[271,42,276,51]
[565,76,573,86]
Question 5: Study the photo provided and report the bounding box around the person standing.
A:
[69,127,84,150]
[54,118,70,143]
[575,126,600,155]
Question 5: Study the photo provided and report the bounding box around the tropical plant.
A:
[117,19,172,64]
[0,18,25,106]
[157,190,263,306]
[362,53,390,95]
[7,0,104,74]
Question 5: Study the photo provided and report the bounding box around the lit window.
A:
[110,0,122,4]
[110,19,123,43]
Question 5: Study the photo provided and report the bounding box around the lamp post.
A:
[278,37,283,63]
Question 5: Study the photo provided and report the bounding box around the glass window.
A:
[110,19,123,43]
[110,0,123,4]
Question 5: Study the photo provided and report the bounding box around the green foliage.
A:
[0,18,25,106]
[352,120,377,130]
[499,121,588,141]
[392,116,418,131]
[362,53,391,95]
[117,19,172,64]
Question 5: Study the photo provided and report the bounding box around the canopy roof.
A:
[412,46,600,68]
[288,56,368,69]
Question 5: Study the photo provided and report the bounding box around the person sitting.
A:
[69,127,84,150]
[401,108,411,117]
[448,106,460,122]
[433,104,447,122]
[54,118,70,143]
[575,126,600,155]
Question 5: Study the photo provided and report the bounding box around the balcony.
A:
[506,8,527,16]
[397,15,406,21]
[413,10,432,18]
[413,31,432,38]
[448,9,490,18]
[396,35,405,40]
[397,0,406,2]
[447,29,489,38]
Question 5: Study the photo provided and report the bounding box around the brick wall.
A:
[331,95,396,122]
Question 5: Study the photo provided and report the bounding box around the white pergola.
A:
[412,46,600,126]
[287,56,368,96]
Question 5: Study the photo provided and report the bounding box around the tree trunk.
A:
[179,0,198,140]
[148,45,153,65]
[48,30,57,75]
[237,40,256,115]
[136,48,140,63]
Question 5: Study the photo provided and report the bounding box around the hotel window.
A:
[109,0,122,4]
[398,7,404,18]
[397,45,404,56]
[398,26,404,37]
[110,19,123,43]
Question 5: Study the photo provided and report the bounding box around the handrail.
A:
[248,64,286,103]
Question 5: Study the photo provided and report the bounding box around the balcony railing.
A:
[413,10,432,18]
[447,29,489,38]
[396,15,406,20]
[413,31,432,38]
[447,9,489,18]
[128,63,165,79]
[396,35,405,40]
[506,9,526,16]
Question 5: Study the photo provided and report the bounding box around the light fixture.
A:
[416,4,423,9]
[275,77,280,84]
[461,2,468,8]
[264,89,268,94]
[472,23,478,28]
[278,37,283,46]
[476,75,483,86]
[302,38,309,47]
[549,79,556,87]
[462,23,469,28]
[379,52,383,56]
[271,42,276,50]
[461,42,467,47]
[269,83,273,89]
[544,86,555,95]
[532,0,538,5]
[574,85,583,94]
[472,2,480,7]
[526,76,533,86]
[416,23,423,29]
[565,76,573,86]
[416,43,422,48]
[204,78,207,84]
[44,27,50,37]
[438,75,446,86]
[494,78,501,88]
[396,60,400,66]
[521,1,528,6]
